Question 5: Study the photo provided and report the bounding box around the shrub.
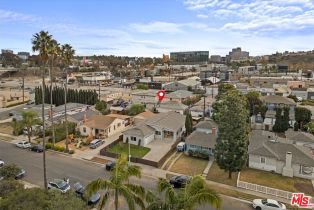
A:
[45,143,52,149]
[294,122,299,131]
[68,150,75,154]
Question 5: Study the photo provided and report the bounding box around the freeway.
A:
[0,140,253,210]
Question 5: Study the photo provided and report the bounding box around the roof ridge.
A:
[293,144,314,162]
[260,142,280,159]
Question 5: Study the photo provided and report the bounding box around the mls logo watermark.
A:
[291,193,313,208]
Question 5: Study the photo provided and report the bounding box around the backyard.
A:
[169,154,208,176]
[240,168,314,196]
[107,142,151,158]
[207,161,238,187]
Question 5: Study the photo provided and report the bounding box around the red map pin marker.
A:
[157,90,165,102]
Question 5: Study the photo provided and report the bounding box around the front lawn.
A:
[206,161,238,187]
[240,168,314,196]
[107,142,150,158]
[169,154,208,176]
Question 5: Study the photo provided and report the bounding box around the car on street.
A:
[48,179,71,193]
[89,139,104,149]
[30,145,44,153]
[15,169,26,179]
[169,175,190,188]
[252,199,286,210]
[15,141,31,149]
[105,161,116,171]
[0,160,4,167]
[73,182,101,205]
[176,142,186,152]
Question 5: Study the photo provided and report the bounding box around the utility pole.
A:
[22,66,25,103]
[98,82,101,101]
[64,69,69,152]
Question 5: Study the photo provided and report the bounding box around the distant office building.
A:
[226,47,249,62]
[200,64,232,82]
[170,51,209,65]
[1,49,14,54]
[17,52,30,60]
[210,55,222,63]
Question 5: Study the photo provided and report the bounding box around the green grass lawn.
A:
[170,154,208,176]
[107,142,150,158]
[240,168,314,196]
[206,161,238,187]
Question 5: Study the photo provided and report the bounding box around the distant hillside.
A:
[268,52,314,70]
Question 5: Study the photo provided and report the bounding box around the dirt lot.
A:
[0,122,13,135]
[169,154,208,176]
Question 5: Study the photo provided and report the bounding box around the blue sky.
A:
[1,0,314,57]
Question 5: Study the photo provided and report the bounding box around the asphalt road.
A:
[0,140,253,210]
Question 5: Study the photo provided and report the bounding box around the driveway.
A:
[143,138,176,162]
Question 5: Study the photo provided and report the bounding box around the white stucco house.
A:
[122,111,186,146]
[249,130,314,180]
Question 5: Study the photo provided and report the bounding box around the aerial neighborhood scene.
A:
[1,0,314,210]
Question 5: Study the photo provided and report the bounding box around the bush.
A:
[294,122,299,131]
[45,143,52,149]
[68,150,75,154]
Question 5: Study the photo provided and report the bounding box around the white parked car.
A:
[15,141,32,149]
[252,199,286,210]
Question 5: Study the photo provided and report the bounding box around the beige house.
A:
[0,90,29,108]
[79,115,128,138]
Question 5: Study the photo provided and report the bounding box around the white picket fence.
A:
[237,172,293,200]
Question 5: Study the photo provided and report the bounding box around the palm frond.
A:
[85,178,113,197]
[157,178,177,205]
[98,193,109,210]
[125,183,145,198]
[186,188,221,210]
[118,186,136,210]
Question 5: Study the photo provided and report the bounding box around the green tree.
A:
[136,83,148,90]
[216,83,235,100]
[185,112,193,135]
[295,107,312,130]
[246,91,262,116]
[21,111,39,142]
[32,30,52,189]
[95,100,108,114]
[86,155,145,210]
[128,104,145,116]
[11,119,23,136]
[214,90,249,179]
[146,176,221,210]
[0,164,21,180]
[305,121,314,134]
[273,107,290,133]
[287,94,298,102]
[0,179,23,198]
[0,188,86,210]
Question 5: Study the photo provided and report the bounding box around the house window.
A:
[114,125,116,130]
[260,157,266,164]
[300,165,313,175]
[118,123,121,127]
[131,136,136,141]
[83,127,86,133]
[155,131,161,135]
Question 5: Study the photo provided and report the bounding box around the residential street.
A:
[0,140,253,210]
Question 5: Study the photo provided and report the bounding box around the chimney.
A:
[212,127,216,135]
[285,152,292,168]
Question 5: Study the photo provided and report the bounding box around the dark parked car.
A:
[15,169,26,179]
[30,145,44,153]
[48,179,71,193]
[169,175,190,188]
[89,139,104,149]
[73,182,101,205]
[105,161,116,171]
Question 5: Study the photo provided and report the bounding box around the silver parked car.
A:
[89,139,104,149]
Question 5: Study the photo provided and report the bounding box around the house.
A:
[167,90,194,103]
[287,81,305,89]
[0,90,30,108]
[249,130,314,179]
[185,120,217,157]
[133,110,155,125]
[163,79,201,91]
[273,85,290,97]
[79,115,128,138]
[237,66,258,75]
[190,96,215,119]
[290,87,307,100]
[68,109,99,124]
[155,101,188,114]
[285,129,314,149]
[100,90,123,103]
[260,95,296,131]
[122,112,185,146]
[131,89,158,105]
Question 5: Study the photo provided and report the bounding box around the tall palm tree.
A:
[47,39,61,146]
[31,30,52,189]
[60,44,75,152]
[86,155,145,210]
[146,176,221,210]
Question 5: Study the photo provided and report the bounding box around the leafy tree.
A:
[0,164,21,180]
[185,112,193,135]
[216,83,235,100]
[287,94,298,102]
[145,176,221,210]
[95,100,108,114]
[246,91,262,116]
[0,179,23,198]
[11,119,23,136]
[305,121,314,134]
[136,83,148,90]
[0,188,86,210]
[272,107,290,133]
[21,111,39,142]
[86,155,145,210]
[128,104,145,116]
[214,90,249,179]
[295,107,312,130]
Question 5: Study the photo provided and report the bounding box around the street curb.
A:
[46,149,72,157]
[221,194,252,204]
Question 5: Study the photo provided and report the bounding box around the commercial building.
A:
[170,51,209,65]
[226,47,249,62]
[17,52,30,60]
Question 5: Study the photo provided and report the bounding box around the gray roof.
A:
[122,124,154,137]
[158,101,188,111]
[146,111,186,131]
[249,130,314,167]
[178,79,200,87]
[195,120,217,130]
[265,110,295,120]
[260,95,296,105]
[185,131,216,148]
[167,90,193,99]
[68,109,99,122]
[285,130,314,144]
[131,90,157,97]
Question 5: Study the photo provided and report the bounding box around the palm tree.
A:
[86,155,145,210]
[146,176,221,210]
[47,39,61,146]
[32,30,52,189]
[60,44,75,152]
[21,111,39,143]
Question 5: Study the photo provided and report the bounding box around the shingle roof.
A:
[122,124,155,137]
[178,79,200,87]
[158,101,188,110]
[83,115,117,130]
[195,120,217,130]
[260,95,296,105]
[185,131,216,148]
[131,90,157,97]
[145,111,185,131]
[167,90,193,99]
[68,109,99,122]
[285,130,314,144]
